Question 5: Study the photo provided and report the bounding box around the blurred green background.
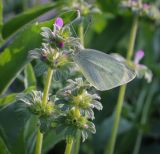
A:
[0,0,160,154]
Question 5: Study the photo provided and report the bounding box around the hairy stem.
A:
[105,16,139,154]
[127,16,139,61]
[35,129,43,154]
[65,138,73,154]
[42,68,54,106]
[73,131,81,154]
[35,68,53,154]
[79,22,84,46]
[72,17,84,154]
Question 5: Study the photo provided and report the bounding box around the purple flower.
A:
[54,17,63,28]
[134,49,144,64]
[143,3,150,9]
[134,49,152,83]
[58,41,64,48]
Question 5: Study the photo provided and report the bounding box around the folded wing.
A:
[73,49,136,91]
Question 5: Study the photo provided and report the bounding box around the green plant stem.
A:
[72,17,84,154]
[105,16,139,154]
[42,68,54,106]
[127,16,139,61]
[73,131,81,154]
[65,138,73,154]
[105,85,126,154]
[133,82,157,154]
[79,22,84,46]
[35,129,43,154]
[35,68,53,154]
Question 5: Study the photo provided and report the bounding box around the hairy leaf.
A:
[2,2,60,38]
[24,63,36,88]
[0,86,35,109]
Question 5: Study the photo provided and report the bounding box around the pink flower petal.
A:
[134,49,144,64]
[143,3,150,9]
[54,17,63,27]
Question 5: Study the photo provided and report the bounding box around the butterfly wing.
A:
[73,49,136,91]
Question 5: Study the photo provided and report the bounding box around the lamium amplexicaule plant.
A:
[16,12,135,153]
[1,0,156,154]
[18,1,153,154]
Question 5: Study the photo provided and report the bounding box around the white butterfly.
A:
[73,48,136,91]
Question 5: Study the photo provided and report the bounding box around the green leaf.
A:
[24,63,36,88]
[0,86,35,109]
[23,116,38,154]
[0,10,78,94]
[0,0,2,26]
[0,103,31,154]
[0,93,16,109]
[0,102,65,154]
[43,130,65,153]
[94,114,133,152]
[0,0,3,43]
[0,136,10,154]
[0,23,43,94]
[0,105,38,154]
[2,2,60,39]
[0,0,2,31]
[91,13,109,33]
[90,16,132,52]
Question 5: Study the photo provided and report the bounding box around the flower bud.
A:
[134,50,144,64]
[55,17,64,28]
[58,41,65,48]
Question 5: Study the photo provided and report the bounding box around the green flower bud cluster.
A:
[20,15,103,143]
[63,0,101,17]
[55,108,96,142]
[17,90,61,133]
[29,27,76,70]
[17,78,102,141]
[17,91,56,117]
[56,78,102,119]
[29,19,81,81]
[121,1,160,24]
[54,78,102,141]
[73,1,99,16]
[40,26,80,50]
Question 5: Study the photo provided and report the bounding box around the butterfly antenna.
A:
[84,16,92,38]
[71,23,78,37]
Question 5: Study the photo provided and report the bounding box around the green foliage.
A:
[0,10,78,94]
[0,9,79,154]
[0,0,2,32]
[2,2,60,38]
[0,86,36,109]
[0,136,10,154]
[24,63,37,88]
[0,103,31,154]
[0,0,160,154]
[0,22,43,94]
[0,0,3,43]
[0,93,16,109]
